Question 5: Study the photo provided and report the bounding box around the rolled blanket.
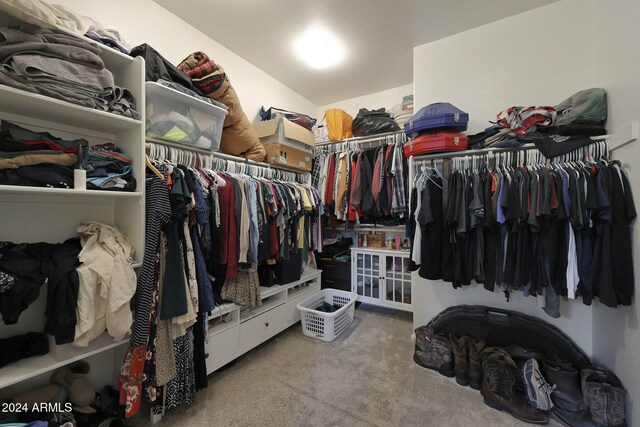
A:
[178,52,266,162]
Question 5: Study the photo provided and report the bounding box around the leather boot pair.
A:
[481,352,548,424]
[449,335,485,388]
[542,360,588,413]
[581,367,626,426]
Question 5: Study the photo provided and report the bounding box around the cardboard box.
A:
[253,117,315,171]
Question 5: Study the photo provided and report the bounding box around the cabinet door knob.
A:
[204,353,209,359]
[265,322,270,327]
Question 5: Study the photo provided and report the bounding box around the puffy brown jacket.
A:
[178,54,265,162]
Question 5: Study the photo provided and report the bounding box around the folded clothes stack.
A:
[0,26,140,119]
[0,120,135,191]
[0,120,86,188]
[81,143,136,191]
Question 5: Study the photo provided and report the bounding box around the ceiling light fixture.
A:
[293,25,345,69]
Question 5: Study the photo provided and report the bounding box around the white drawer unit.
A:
[204,269,322,376]
[351,248,413,312]
[205,326,239,373]
[285,281,322,325]
[240,307,286,353]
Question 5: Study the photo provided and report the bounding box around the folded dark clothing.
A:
[491,138,525,149]
[86,174,136,192]
[12,164,73,188]
[1,120,89,154]
[540,124,607,136]
[468,126,502,149]
[0,332,49,368]
[81,142,132,174]
[533,135,594,158]
[84,33,128,54]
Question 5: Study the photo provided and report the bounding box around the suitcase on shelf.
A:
[403,131,469,157]
[404,102,469,134]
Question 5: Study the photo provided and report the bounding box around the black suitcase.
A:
[427,305,591,370]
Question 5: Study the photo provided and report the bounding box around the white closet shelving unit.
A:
[0,16,145,394]
[203,269,321,375]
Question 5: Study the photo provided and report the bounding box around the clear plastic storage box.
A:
[145,81,227,150]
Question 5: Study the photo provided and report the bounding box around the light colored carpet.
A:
[132,304,560,426]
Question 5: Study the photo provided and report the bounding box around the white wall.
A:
[412,0,596,355]
[590,0,640,424]
[318,83,413,121]
[414,0,593,135]
[53,0,318,122]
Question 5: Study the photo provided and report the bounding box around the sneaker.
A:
[523,358,555,411]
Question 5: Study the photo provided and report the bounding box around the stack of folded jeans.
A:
[81,143,136,191]
[0,120,86,188]
[0,26,139,119]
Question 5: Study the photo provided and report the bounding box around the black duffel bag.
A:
[352,108,400,137]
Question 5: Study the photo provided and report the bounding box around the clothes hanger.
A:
[145,154,165,181]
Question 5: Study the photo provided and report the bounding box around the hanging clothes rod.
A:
[407,138,611,211]
[315,130,405,146]
[147,137,275,169]
[409,135,610,163]
[145,140,310,183]
[314,131,407,154]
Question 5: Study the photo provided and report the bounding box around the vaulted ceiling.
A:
[155,0,558,105]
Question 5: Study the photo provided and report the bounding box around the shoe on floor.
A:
[481,356,548,424]
[523,358,555,411]
[51,360,96,407]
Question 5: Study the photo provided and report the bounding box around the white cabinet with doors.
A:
[350,248,412,312]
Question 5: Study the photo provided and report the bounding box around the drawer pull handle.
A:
[204,353,209,359]
[265,322,270,327]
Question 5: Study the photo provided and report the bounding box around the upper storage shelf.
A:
[0,83,141,134]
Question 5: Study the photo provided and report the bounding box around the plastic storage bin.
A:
[145,81,227,150]
[297,289,357,342]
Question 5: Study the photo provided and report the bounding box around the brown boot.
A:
[581,367,626,426]
[481,355,548,424]
[414,327,454,377]
[467,337,486,390]
[450,335,469,386]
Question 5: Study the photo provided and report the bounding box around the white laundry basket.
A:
[297,289,357,342]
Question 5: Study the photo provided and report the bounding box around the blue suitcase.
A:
[404,102,469,133]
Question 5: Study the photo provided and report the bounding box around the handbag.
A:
[352,108,400,137]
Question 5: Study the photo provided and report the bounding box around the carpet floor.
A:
[131,304,560,426]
